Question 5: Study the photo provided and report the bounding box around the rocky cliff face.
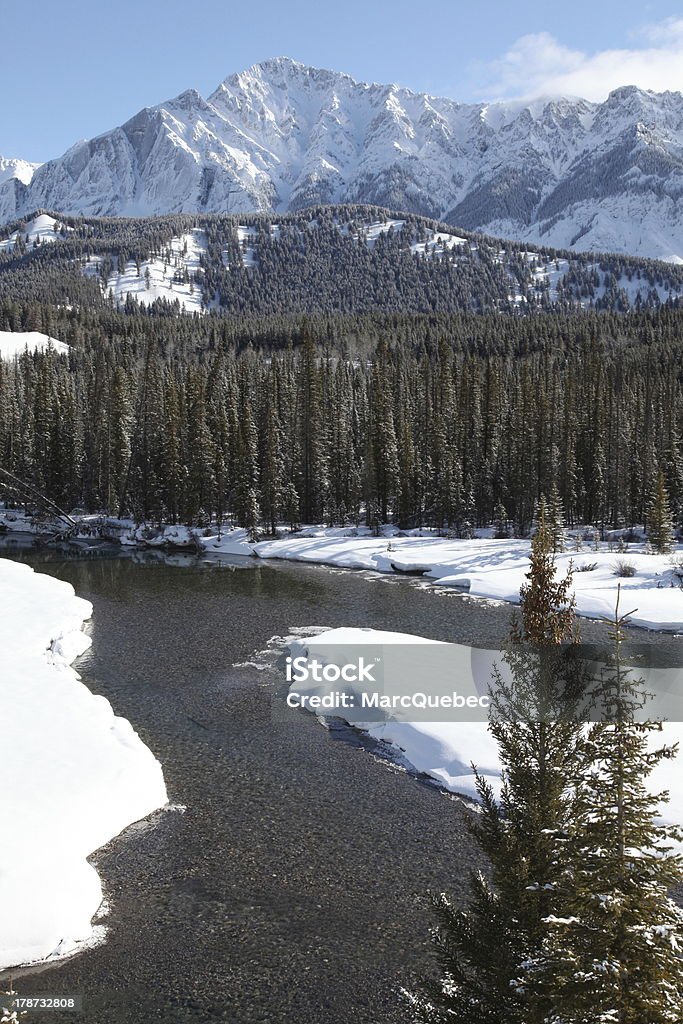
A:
[3,59,683,260]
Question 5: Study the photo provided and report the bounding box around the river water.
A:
[0,542,669,1023]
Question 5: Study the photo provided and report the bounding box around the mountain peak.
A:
[0,156,39,187]
[607,84,649,101]
[5,63,683,260]
[213,57,385,101]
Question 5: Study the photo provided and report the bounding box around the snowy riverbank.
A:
[289,627,683,840]
[4,510,683,631]
[256,528,683,632]
[0,559,167,970]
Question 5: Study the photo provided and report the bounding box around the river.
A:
[0,541,665,1023]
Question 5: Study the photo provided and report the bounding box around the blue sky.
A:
[3,0,683,162]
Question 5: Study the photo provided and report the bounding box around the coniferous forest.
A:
[1,292,682,536]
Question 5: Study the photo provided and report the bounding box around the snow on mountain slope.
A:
[0,330,69,358]
[5,61,683,259]
[0,213,72,253]
[0,155,39,186]
[84,229,207,312]
[77,217,476,314]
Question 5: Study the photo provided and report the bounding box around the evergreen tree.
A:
[525,592,683,1023]
[184,367,216,524]
[648,470,675,555]
[493,499,510,539]
[107,367,131,515]
[234,401,260,540]
[260,402,284,535]
[516,498,576,645]
[409,504,585,1023]
[297,330,328,523]
[548,482,566,553]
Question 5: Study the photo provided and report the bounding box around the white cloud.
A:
[484,19,683,102]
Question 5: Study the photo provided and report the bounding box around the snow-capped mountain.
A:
[0,156,39,186]
[4,58,683,261]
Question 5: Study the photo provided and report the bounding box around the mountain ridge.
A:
[3,204,682,318]
[3,57,683,260]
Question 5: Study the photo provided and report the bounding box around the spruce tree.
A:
[260,402,284,535]
[548,483,566,553]
[515,498,576,645]
[409,502,586,1023]
[493,500,510,539]
[648,470,675,555]
[525,592,683,1023]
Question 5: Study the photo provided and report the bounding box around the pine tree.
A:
[108,367,131,515]
[368,337,400,524]
[548,483,566,553]
[493,499,510,539]
[184,367,216,525]
[260,402,284,535]
[297,330,328,523]
[516,498,576,645]
[409,502,586,1023]
[526,591,683,1023]
[160,371,185,524]
[234,401,260,540]
[648,470,675,555]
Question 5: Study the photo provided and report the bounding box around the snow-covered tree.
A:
[493,499,511,539]
[523,591,683,1022]
[648,470,675,554]
[408,507,586,1022]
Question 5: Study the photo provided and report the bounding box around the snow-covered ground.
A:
[0,559,167,970]
[0,214,72,253]
[288,626,500,800]
[0,329,69,358]
[409,229,466,256]
[255,530,683,632]
[236,225,258,267]
[288,626,683,841]
[4,511,683,632]
[4,512,682,632]
[122,522,254,556]
[84,230,207,313]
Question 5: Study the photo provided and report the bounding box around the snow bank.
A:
[122,523,254,555]
[288,627,683,834]
[0,330,69,359]
[288,627,501,800]
[0,559,167,969]
[257,531,683,631]
[200,527,256,556]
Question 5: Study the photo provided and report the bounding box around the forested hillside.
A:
[2,205,683,316]
[1,296,681,536]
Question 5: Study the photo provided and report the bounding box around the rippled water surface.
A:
[0,541,673,1023]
